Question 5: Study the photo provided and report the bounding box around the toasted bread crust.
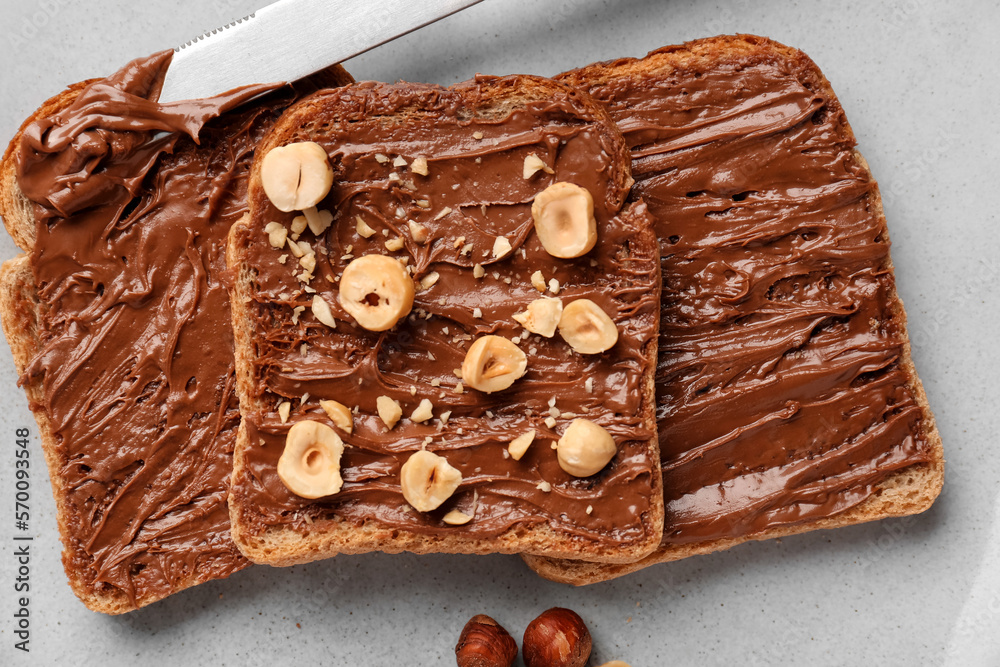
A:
[0,66,354,612]
[524,34,944,585]
[227,75,664,566]
[0,83,184,613]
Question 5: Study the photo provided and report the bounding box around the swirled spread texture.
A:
[559,39,939,548]
[230,78,663,561]
[13,51,324,607]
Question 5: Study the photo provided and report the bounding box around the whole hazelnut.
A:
[522,607,592,667]
[455,614,518,667]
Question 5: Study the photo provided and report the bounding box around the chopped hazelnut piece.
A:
[311,295,337,328]
[319,399,353,433]
[409,220,430,243]
[410,156,429,176]
[531,270,546,292]
[523,153,555,179]
[492,236,513,259]
[473,264,485,279]
[513,297,563,338]
[306,207,334,235]
[385,236,405,252]
[278,401,291,423]
[442,509,473,525]
[376,395,402,429]
[355,215,377,238]
[420,272,440,291]
[299,253,317,274]
[508,430,536,461]
[410,398,434,423]
[264,221,288,249]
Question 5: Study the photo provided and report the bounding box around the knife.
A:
[158,0,485,103]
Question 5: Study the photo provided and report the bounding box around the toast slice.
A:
[0,52,352,612]
[524,35,945,584]
[226,76,664,565]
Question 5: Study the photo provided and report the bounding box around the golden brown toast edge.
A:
[0,64,355,610]
[523,34,945,585]
[226,75,665,566]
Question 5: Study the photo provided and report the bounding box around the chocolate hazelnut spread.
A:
[561,47,937,546]
[231,79,663,556]
[12,50,324,606]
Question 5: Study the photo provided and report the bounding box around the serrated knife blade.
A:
[158,0,485,103]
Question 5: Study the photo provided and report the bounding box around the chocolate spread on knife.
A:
[563,47,936,546]
[233,79,662,553]
[13,50,312,605]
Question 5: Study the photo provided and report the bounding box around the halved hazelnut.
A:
[400,450,462,512]
[558,299,618,354]
[461,336,527,393]
[557,419,616,477]
[513,298,563,338]
[338,254,415,331]
[260,141,333,212]
[277,420,344,499]
[531,182,597,258]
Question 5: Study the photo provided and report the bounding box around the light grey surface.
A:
[0,0,995,664]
